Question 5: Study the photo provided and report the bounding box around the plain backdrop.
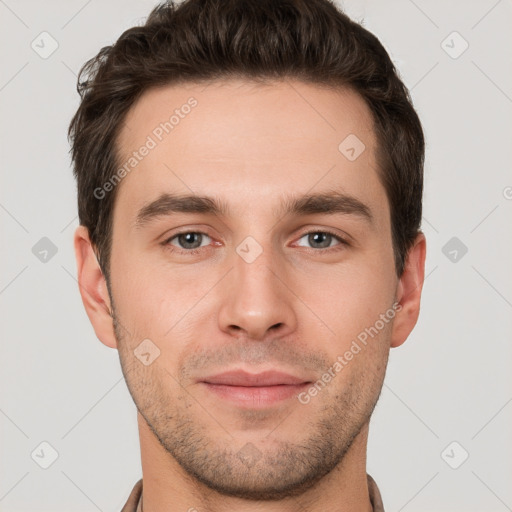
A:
[1,0,511,510]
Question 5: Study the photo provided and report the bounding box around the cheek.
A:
[110,250,167,338]
[299,263,396,342]
[111,250,213,345]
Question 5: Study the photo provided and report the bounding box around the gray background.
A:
[1,0,511,510]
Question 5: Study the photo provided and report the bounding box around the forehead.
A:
[118,78,376,155]
[114,79,386,224]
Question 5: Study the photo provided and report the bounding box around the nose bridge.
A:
[217,238,297,340]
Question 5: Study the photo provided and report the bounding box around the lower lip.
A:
[202,382,310,407]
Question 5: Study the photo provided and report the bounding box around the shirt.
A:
[120,473,384,511]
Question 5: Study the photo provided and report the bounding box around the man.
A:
[68,0,426,510]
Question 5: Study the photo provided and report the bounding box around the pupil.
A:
[180,233,201,249]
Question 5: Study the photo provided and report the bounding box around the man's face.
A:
[100,79,407,499]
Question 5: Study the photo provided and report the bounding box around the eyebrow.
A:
[133,190,373,229]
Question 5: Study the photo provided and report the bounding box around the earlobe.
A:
[390,233,427,348]
[73,225,118,349]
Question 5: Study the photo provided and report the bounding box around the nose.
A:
[217,247,298,341]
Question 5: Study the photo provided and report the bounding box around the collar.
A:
[123,473,385,511]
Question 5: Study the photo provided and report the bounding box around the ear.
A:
[73,225,118,349]
[390,232,427,348]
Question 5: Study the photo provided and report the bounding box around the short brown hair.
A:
[68,0,424,283]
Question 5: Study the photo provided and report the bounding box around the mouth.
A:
[199,370,312,408]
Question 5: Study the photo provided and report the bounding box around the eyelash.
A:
[161,229,349,255]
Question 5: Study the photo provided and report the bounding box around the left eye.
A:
[295,231,345,249]
[166,232,212,250]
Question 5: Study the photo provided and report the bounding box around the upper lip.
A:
[201,370,311,387]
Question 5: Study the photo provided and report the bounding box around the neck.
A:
[137,412,373,512]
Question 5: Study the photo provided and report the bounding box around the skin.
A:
[74,79,426,512]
